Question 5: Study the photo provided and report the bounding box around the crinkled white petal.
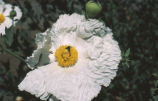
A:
[13,6,22,24]
[26,30,52,69]
[18,68,50,100]
[35,29,52,49]
[26,48,50,69]
[53,13,84,33]
[18,63,101,101]
[77,19,110,38]
[87,33,121,87]
[3,4,12,16]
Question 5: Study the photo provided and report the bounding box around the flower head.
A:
[18,13,121,101]
[0,1,22,35]
[55,45,78,67]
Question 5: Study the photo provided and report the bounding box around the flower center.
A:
[0,13,5,24]
[55,45,78,67]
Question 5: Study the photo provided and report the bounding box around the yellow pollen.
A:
[55,45,78,67]
[0,13,5,24]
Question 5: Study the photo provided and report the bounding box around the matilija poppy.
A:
[0,0,22,35]
[18,13,121,101]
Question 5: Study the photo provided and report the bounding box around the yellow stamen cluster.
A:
[55,45,78,67]
[0,13,5,24]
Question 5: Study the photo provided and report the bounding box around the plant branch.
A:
[0,44,29,68]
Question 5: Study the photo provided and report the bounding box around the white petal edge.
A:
[77,19,108,38]
[26,30,52,69]
[19,60,101,101]
[0,25,6,35]
[13,6,22,24]
[18,68,50,100]
[3,4,12,16]
[87,33,121,87]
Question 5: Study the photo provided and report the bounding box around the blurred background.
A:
[0,0,158,101]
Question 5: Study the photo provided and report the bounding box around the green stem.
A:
[3,47,25,62]
[0,45,27,64]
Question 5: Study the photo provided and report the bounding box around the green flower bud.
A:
[86,1,102,18]
[10,10,17,18]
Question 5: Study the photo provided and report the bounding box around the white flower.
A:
[0,1,22,35]
[0,3,12,35]
[18,13,121,101]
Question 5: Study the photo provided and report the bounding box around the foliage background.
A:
[0,0,158,101]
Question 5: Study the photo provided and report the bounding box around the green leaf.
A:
[125,48,130,57]
[5,27,14,47]
[153,96,158,101]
